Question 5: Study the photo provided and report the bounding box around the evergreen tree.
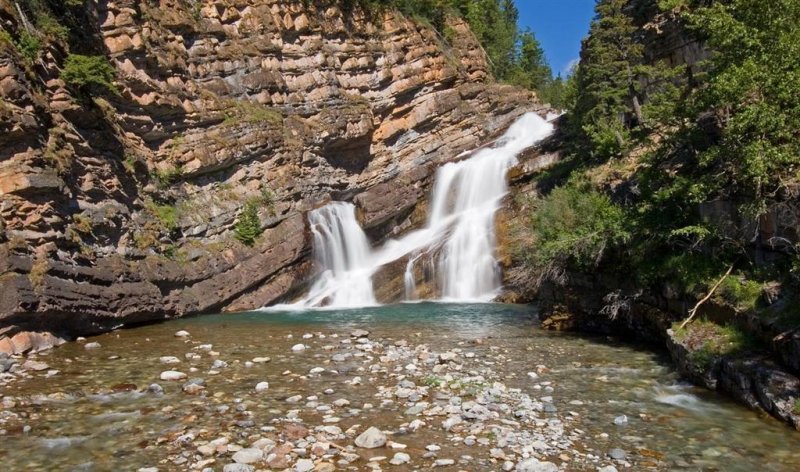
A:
[685,0,800,215]
[234,201,263,247]
[571,0,646,158]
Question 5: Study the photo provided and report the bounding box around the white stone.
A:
[160,371,187,381]
[291,344,307,352]
[255,382,270,393]
[354,427,387,448]
[389,452,410,465]
[174,330,190,338]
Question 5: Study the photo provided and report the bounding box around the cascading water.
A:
[293,203,377,308]
[271,112,554,309]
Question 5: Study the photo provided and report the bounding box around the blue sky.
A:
[516,0,597,77]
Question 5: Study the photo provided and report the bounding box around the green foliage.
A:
[528,182,630,270]
[684,0,800,216]
[152,165,184,188]
[715,276,762,311]
[16,31,42,63]
[146,201,179,231]
[61,54,117,93]
[0,29,13,47]
[234,201,263,247]
[672,320,759,368]
[568,0,648,157]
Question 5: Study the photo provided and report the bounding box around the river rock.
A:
[355,427,387,448]
[232,448,264,464]
[515,458,558,472]
[174,331,190,338]
[255,381,270,393]
[23,360,50,371]
[608,448,627,460]
[351,329,369,338]
[160,371,187,381]
[84,342,101,349]
[294,458,314,472]
[159,356,180,364]
[223,465,254,472]
[292,344,307,352]
[613,415,628,425]
[434,459,455,467]
[598,466,619,472]
[390,452,411,465]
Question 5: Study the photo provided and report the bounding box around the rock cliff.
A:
[0,0,545,351]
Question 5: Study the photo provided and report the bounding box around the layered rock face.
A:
[0,0,543,349]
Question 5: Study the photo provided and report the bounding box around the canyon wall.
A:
[0,0,546,350]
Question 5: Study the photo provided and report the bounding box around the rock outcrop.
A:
[0,0,545,350]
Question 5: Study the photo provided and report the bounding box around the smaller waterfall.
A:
[290,203,377,308]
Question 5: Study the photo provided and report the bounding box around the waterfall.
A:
[268,112,554,309]
[290,203,377,308]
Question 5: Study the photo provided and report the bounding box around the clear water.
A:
[1,303,799,471]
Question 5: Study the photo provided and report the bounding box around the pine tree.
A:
[571,0,646,158]
[234,201,263,247]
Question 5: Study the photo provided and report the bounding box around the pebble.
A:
[174,330,190,338]
[294,459,314,471]
[255,382,270,393]
[613,415,628,426]
[159,356,180,364]
[390,452,411,465]
[598,466,619,472]
[351,329,369,338]
[608,448,627,460]
[223,465,254,472]
[84,342,101,350]
[252,357,271,363]
[434,459,455,467]
[355,427,387,448]
[232,448,264,464]
[291,344,307,352]
[160,371,187,381]
[515,458,558,472]
[23,360,49,371]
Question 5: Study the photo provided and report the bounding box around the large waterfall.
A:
[272,112,554,309]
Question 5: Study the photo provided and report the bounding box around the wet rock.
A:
[598,466,619,472]
[182,378,206,394]
[351,329,370,338]
[292,344,307,352]
[160,371,187,381]
[23,360,50,371]
[515,458,558,472]
[84,342,101,350]
[608,448,626,460]
[266,444,293,468]
[174,331,190,338]
[159,356,180,364]
[232,448,264,464]
[355,426,387,448]
[252,357,271,363]
[390,452,411,465]
[434,459,455,467]
[147,384,164,395]
[285,424,309,440]
[255,382,270,393]
[223,464,254,472]
[613,415,628,426]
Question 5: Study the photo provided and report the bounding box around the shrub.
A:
[61,54,117,93]
[16,31,42,63]
[715,276,762,311]
[234,201,262,247]
[145,201,179,231]
[528,182,630,270]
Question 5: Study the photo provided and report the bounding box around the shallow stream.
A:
[1,303,799,471]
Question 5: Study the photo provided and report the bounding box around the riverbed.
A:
[1,303,798,471]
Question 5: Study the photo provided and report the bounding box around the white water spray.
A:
[270,112,554,309]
